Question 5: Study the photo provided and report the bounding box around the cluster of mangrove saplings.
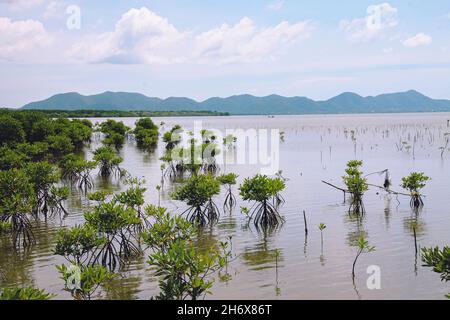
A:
[323,160,429,214]
[160,125,237,179]
[0,111,159,248]
[49,177,231,300]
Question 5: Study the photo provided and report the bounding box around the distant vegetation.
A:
[2,109,229,118]
[20,90,450,115]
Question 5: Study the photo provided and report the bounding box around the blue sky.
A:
[1,0,450,107]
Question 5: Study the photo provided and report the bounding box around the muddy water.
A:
[1,113,450,300]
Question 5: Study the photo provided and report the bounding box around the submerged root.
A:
[1,213,35,247]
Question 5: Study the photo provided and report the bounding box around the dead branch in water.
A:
[321,181,348,193]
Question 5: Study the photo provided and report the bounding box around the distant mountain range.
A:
[21,90,450,115]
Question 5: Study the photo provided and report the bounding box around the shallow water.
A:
[1,113,450,300]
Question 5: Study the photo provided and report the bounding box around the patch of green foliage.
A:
[422,246,450,298]
[171,175,221,226]
[239,174,285,228]
[0,287,55,300]
[342,160,368,214]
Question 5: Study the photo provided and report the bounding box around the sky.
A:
[1,0,450,108]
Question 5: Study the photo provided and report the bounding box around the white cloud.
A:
[266,0,284,11]
[70,7,190,64]
[0,0,47,9]
[340,3,398,43]
[403,33,432,47]
[0,17,52,60]
[70,7,313,65]
[43,1,66,20]
[195,17,311,64]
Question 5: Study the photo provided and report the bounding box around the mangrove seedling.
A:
[141,205,195,253]
[0,287,55,300]
[171,174,221,226]
[54,224,106,265]
[352,235,375,280]
[113,178,149,229]
[57,263,116,300]
[421,246,450,298]
[93,146,123,178]
[25,161,62,217]
[142,206,226,300]
[132,118,159,150]
[98,119,130,150]
[148,236,226,300]
[239,174,286,229]
[319,223,327,249]
[342,160,368,214]
[162,125,183,150]
[59,154,97,192]
[401,172,430,209]
[0,168,36,246]
[84,200,141,270]
[217,173,238,213]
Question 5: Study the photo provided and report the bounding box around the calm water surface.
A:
[1,113,450,300]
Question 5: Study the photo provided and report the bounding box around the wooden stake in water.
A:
[303,210,308,235]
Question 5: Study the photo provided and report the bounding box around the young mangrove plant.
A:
[132,118,159,150]
[0,169,36,246]
[57,263,116,300]
[143,208,226,300]
[352,235,375,280]
[84,199,141,270]
[342,160,368,214]
[319,223,327,248]
[59,154,97,192]
[98,119,130,150]
[162,125,183,151]
[0,287,55,300]
[93,146,123,178]
[421,246,450,298]
[25,161,64,217]
[171,174,221,226]
[401,172,430,209]
[217,173,238,213]
[54,224,106,265]
[113,178,149,230]
[239,174,286,229]
[141,205,195,253]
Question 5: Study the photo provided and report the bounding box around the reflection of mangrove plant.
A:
[421,246,450,298]
[171,175,221,226]
[401,172,430,209]
[352,235,375,280]
[343,160,368,214]
[217,173,238,213]
[93,146,123,178]
[239,174,285,229]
